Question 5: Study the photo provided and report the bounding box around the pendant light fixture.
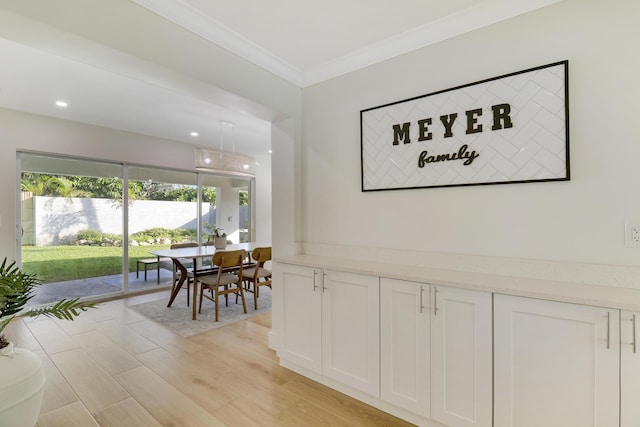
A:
[195,121,255,177]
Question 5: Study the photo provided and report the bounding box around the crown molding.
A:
[301,0,565,86]
[132,0,564,88]
[130,0,303,86]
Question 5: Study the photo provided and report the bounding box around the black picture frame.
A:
[360,60,570,192]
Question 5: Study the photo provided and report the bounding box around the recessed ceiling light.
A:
[268,149,273,154]
[190,131,199,137]
[55,100,68,108]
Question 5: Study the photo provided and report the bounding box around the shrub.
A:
[131,227,167,239]
[169,228,196,241]
[76,229,103,241]
[130,227,196,242]
[75,229,121,243]
[75,227,196,246]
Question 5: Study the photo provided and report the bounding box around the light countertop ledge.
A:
[275,254,640,311]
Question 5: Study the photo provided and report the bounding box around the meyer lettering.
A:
[440,113,457,138]
[390,103,513,145]
[392,122,411,145]
[491,103,513,130]
[465,108,483,135]
[417,118,433,141]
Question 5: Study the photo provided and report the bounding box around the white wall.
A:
[215,181,240,243]
[300,0,640,286]
[255,155,272,244]
[27,196,212,245]
[271,117,299,257]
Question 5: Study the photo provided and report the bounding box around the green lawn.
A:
[22,245,170,283]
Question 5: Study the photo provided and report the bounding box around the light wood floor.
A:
[5,290,414,426]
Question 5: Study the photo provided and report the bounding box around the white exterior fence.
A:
[21,194,247,246]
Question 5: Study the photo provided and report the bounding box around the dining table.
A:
[149,242,269,320]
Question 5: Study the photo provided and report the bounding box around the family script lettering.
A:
[418,144,479,167]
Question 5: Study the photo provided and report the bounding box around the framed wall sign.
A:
[360,60,569,191]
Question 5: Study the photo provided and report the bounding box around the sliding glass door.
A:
[20,153,126,304]
[199,174,253,244]
[18,152,254,305]
[127,166,199,288]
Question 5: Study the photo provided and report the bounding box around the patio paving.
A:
[27,267,176,306]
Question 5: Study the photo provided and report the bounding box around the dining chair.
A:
[158,242,198,305]
[242,247,272,310]
[197,249,247,321]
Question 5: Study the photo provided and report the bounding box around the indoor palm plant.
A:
[0,257,95,426]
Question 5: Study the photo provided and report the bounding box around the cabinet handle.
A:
[434,287,439,316]
[419,286,424,314]
[633,314,637,354]
[606,312,610,350]
[313,270,318,292]
[322,272,327,292]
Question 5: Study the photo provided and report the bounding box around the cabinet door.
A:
[431,286,492,427]
[322,270,380,396]
[494,295,619,427]
[380,278,429,417]
[621,310,640,427]
[277,264,322,374]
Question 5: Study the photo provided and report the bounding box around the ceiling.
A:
[0,0,561,159]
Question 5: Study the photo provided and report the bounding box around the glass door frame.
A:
[17,151,256,303]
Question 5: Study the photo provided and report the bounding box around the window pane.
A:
[20,153,124,304]
[199,173,252,244]
[19,155,256,306]
[128,166,198,287]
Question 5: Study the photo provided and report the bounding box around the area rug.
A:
[130,290,271,337]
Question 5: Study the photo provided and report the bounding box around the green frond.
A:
[1,257,97,339]
[22,298,96,322]
[0,316,14,335]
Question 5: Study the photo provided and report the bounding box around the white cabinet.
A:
[380,279,492,427]
[494,294,619,427]
[430,286,492,427]
[276,264,380,397]
[621,310,640,427]
[277,264,322,373]
[322,270,380,396]
[276,261,632,427]
[380,278,430,417]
